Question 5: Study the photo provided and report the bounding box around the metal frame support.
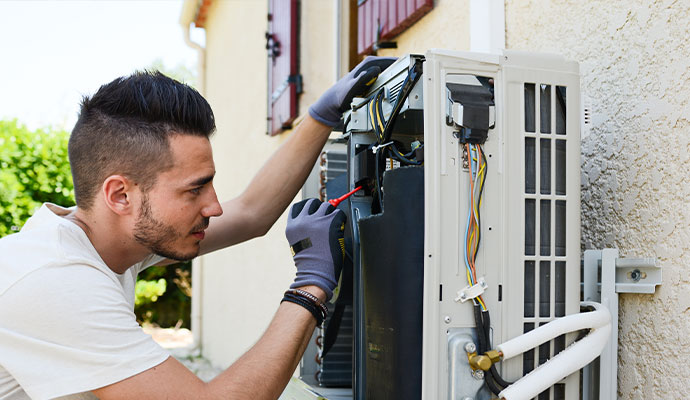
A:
[582,249,661,400]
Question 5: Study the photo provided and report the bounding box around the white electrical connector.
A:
[454,278,488,303]
[371,141,393,154]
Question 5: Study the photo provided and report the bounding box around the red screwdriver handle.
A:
[328,186,363,207]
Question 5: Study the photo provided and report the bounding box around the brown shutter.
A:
[357,0,433,56]
[267,0,300,136]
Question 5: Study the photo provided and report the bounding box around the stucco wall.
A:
[506,1,690,398]
[197,0,335,369]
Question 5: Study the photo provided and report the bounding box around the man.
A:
[0,57,394,399]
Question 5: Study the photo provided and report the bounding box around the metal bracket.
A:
[447,328,492,400]
[614,257,660,293]
[582,249,661,400]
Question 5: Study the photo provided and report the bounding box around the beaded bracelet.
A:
[286,289,329,319]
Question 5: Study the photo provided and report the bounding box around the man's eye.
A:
[190,187,202,195]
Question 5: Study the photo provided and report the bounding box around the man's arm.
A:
[198,57,396,255]
[93,286,325,400]
[199,115,331,254]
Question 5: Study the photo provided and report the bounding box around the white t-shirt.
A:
[0,204,170,400]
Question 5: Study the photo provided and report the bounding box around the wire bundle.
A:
[463,143,487,310]
[365,60,424,211]
[463,143,513,394]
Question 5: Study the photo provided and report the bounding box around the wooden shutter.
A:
[267,0,300,136]
[357,0,433,55]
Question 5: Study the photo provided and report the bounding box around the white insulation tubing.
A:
[497,301,610,360]
[498,321,611,400]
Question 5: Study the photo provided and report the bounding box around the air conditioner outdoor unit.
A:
[292,49,598,400]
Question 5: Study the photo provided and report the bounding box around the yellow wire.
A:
[368,101,376,137]
[477,296,487,311]
[376,100,385,133]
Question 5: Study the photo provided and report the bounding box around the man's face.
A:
[133,134,222,261]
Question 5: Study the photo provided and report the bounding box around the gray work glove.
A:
[286,198,346,301]
[308,56,397,126]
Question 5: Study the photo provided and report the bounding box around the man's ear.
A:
[102,175,137,215]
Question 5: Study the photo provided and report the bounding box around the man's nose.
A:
[202,186,223,218]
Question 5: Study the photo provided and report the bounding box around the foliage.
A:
[135,262,193,328]
[135,278,167,306]
[0,120,74,236]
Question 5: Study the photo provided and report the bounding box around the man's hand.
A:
[308,56,397,126]
[286,199,346,301]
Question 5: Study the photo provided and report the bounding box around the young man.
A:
[0,57,395,399]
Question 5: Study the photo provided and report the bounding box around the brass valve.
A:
[468,349,503,371]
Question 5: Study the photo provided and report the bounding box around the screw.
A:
[464,342,476,353]
[630,269,642,282]
[472,369,484,380]
[444,316,452,324]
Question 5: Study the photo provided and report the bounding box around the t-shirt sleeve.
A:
[0,264,170,400]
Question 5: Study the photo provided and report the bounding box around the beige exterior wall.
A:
[506,1,690,398]
[193,0,335,369]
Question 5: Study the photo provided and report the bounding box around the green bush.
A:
[135,278,167,306]
[0,120,74,235]
[135,263,192,328]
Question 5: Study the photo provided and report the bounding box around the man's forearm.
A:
[200,115,332,254]
[205,301,317,399]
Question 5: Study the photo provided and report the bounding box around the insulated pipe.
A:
[497,302,611,400]
[497,301,610,360]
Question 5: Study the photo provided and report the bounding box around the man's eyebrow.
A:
[187,173,215,187]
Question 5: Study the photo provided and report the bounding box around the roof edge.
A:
[179,0,213,29]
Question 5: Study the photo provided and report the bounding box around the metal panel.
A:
[267,0,299,136]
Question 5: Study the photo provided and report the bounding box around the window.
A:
[267,0,300,136]
[357,0,434,55]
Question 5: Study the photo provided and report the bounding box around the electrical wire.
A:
[364,61,424,207]
[465,146,514,395]
[464,143,487,310]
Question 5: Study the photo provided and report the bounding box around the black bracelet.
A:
[286,289,329,320]
[282,294,323,325]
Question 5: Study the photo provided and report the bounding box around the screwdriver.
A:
[328,186,362,207]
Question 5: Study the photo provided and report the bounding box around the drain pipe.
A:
[179,2,208,349]
[181,23,206,95]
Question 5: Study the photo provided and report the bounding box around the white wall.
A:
[506,1,690,397]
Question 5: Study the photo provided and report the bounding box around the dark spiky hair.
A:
[68,71,215,209]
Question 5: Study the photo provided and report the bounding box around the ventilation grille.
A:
[522,82,569,400]
[388,80,404,102]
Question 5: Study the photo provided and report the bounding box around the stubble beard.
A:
[133,194,202,261]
